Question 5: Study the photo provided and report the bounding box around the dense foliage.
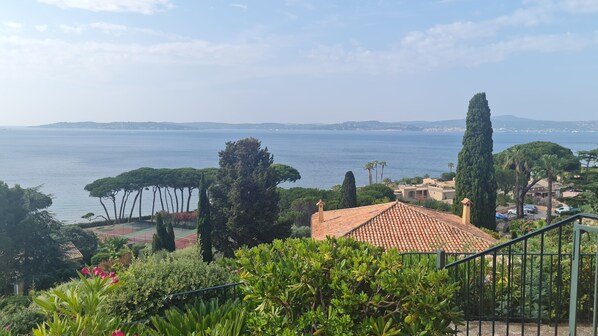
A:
[357,183,396,206]
[151,212,175,253]
[31,269,136,336]
[453,92,497,230]
[0,296,44,335]
[103,247,233,321]
[339,171,357,208]
[0,182,78,291]
[210,138,289,256]
[562,148,598,213]
[148,299,246,336]
[495,141,580,218]
[237,237,463,335]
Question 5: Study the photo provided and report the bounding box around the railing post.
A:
[569,224,582,336]
[436,249,446,270]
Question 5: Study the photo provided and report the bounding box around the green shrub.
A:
[32,268,144,336]
[289,225,310,238]
[0,296,44,335]
[357,184,396,206]
[236,237,463,335]
[104,247,234,321]
[147,299,246,336]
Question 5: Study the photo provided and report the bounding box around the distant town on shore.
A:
[36,115,598,132]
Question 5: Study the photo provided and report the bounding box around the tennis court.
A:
[91,222,197,249]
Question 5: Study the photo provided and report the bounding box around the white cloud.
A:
[38,0,173,15]
[88,22,128,35]
[58,24,83,34]
[230,3,248,10]
[0,35,267,80]
[35,25,48,32]
[2,21,23,32]
[561,0,598,13]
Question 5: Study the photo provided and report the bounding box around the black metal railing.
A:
[443,213,598,336]
[162,282,245,310]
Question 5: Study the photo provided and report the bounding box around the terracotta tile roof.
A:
[311,201,496,253]
[62,241,84,261]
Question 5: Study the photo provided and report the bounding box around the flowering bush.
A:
[32,268,143,336]
[173,211,197,223]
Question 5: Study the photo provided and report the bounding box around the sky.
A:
[1,0,597,126]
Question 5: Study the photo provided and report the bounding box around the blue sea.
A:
[0,127,596,223]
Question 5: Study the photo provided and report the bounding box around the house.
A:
[395,178,456,204]
[311,200,496,253]
[526,178,563,201]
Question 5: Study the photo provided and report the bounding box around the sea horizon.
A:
[1,127,596,223]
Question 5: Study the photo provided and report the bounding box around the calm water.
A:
[0,127,595,223]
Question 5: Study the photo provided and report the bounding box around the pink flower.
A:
[111,330,124,336]
[100,271,109,279]
[111,277,119,284]
[81,267,90,276]
[109,272,116,278]
[92,266,103,276]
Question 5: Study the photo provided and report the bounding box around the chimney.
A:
[461,198,473,225]
[316,199,326,223]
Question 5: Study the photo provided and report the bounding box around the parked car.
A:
[524,204,538,214]
[555,206,581,215]
[495,213,509,220]
[507,208,533,216]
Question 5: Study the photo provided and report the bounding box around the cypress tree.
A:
[152,212,169,252]
[197,174,213,262]
[166,220,176,252]
[452,92,497,230]
[339,171,357,208]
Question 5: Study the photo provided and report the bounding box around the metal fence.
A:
[162,281,245,310]
[443,213,598,336]
[160,214,598,335]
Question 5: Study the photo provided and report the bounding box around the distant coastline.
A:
[35,115,598,132]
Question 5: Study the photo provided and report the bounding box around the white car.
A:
[507,208,533,216]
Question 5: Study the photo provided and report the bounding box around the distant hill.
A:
[37,121,420,131]
[37,116,598,132]
[403,115,598,132]
[38,121,196,130]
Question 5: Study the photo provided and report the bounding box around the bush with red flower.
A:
[32,268,143,336]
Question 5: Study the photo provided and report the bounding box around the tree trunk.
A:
[100,198,112,224]
[186,187,193,212]
[158,187,165,212]
[152,187,158,220]
[518,177,541,219]
[180,188,185,213]
[174,189,179,213]
[367,169,372,185]
[166,188,175,213]
[111,196,118,224]
[138,188,143,221]
[128,191,140,223]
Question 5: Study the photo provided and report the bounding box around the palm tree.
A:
[379,161,387,181]
[364,162,374,185]
[448,162,454,173]
[534,154,566,224]
[503,147,528,219]
[373,160,379,184]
